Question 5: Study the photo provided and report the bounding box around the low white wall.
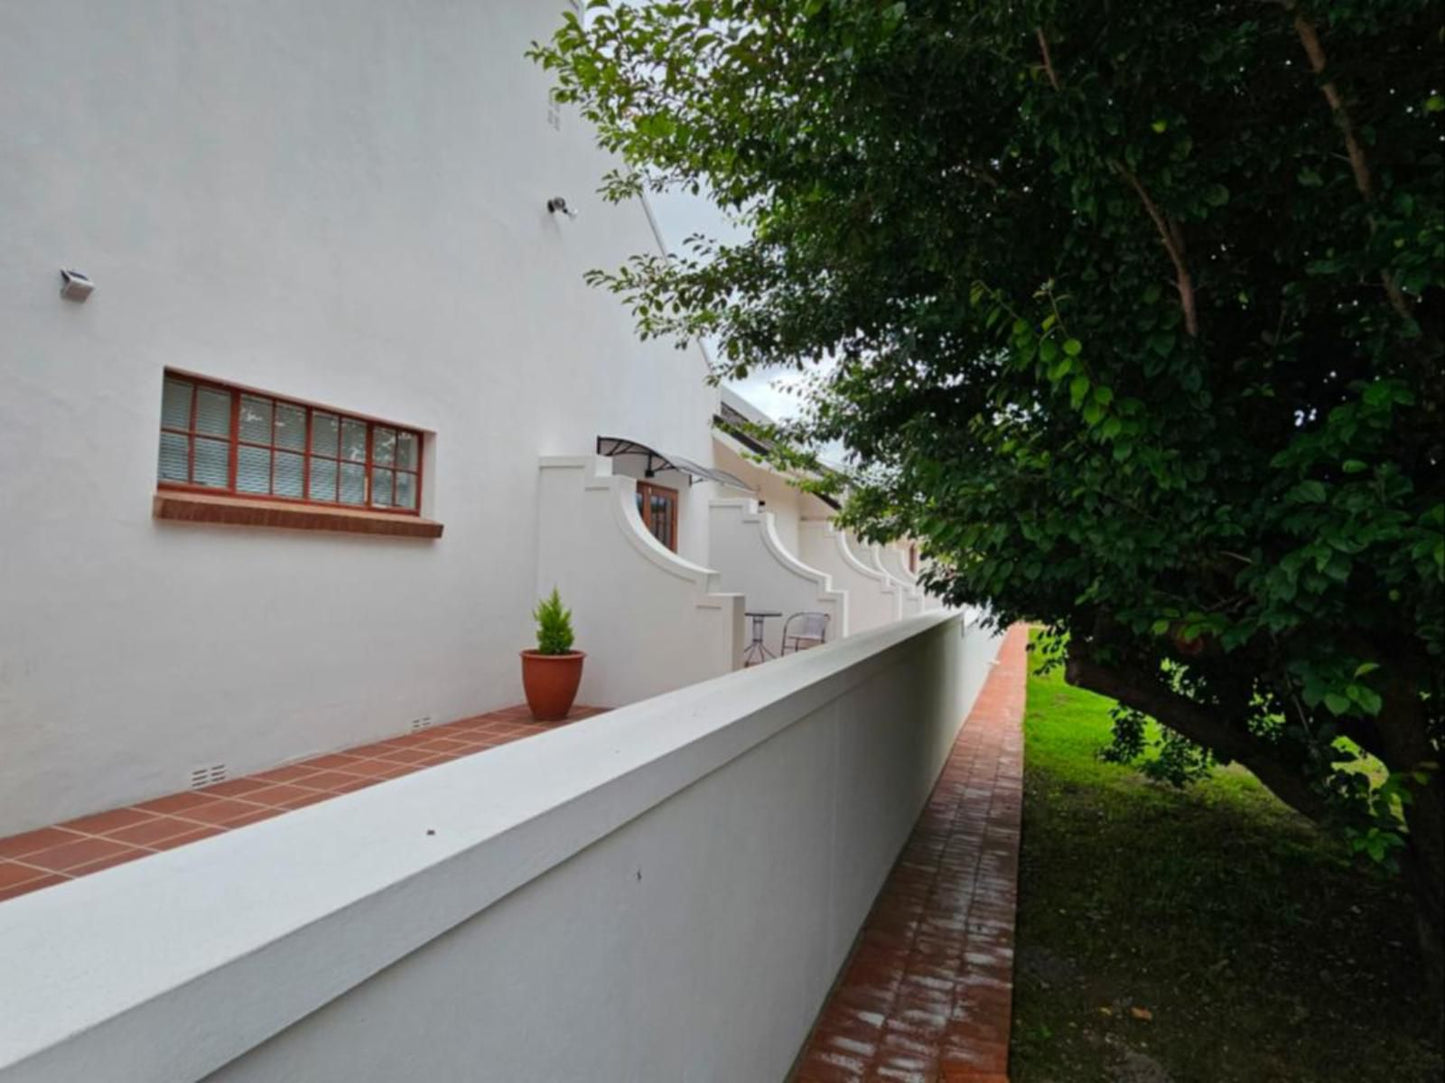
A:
[708,499,847,655]
[0,612,1008,1083]
[536,456,743,706]
[798,521,901,635]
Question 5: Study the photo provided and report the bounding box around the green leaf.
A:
[1324,693,1351,716]
[1204,184,1229,207]
[1063,338,1083,357]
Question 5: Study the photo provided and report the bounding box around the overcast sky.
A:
[646,188,815,424]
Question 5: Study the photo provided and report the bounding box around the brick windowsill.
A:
[153,491,444,539]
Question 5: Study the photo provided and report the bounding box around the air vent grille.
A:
[190,763,227,789]
[409,716,433,733]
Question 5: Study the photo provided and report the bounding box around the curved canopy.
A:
[597,436,753,491]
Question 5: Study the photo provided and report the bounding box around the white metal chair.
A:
[781,612,830,655]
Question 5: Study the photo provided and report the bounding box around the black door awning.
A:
[597,436,753,491]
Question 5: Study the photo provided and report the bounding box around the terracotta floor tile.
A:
[373,748,434,765]
[0,826,87,860]
[135,791,219,816]
[299,753,366,770]
[21,836,136,873]
[335,759,406,778]
[223,808,286,829]
[197,778,274,799]
[278,791,331,810]
[790,627,1025,1083]
[291,770,366,791]
[0,704,606,903]
[107,815,206,848]
[0,873,67,902]
[67,847,150,877]
[0,861,51,891]
[249,764,322,785]
[164,797,273,826]
[241,783,324,807]
[150,826,225,850]
[58,807,157,836]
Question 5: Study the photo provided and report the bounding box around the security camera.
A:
[546,197,578,219]
[59,269,94,302]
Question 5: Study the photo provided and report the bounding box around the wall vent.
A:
[409,716,433,733]
[189,763,227,789]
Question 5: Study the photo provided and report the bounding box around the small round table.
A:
[743,610,783,667]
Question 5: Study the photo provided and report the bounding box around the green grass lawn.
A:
[1010,634,1442,1083]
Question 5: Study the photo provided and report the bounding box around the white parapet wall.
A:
[871,543,926,618]
[536,456,744,705]
[708,499,848,654]
[0,611,1008,1083]
[798,520,903,635]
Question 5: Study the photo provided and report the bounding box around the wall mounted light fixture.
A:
[546,197,578,219]
[59,269,94,302]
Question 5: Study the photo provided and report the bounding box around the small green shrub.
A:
[533,588,575,655]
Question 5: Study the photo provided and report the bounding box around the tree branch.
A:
[1035,27,1060,91]
[1288,5,1412,319]
[1066,648,1328,821]
[1109,161,1200,337]
[1034,25,1198,338]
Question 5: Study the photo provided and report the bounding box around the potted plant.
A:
[520,588,585,721]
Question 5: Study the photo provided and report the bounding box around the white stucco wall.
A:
[0,610,1007,1083]
[708,499,847,654]
[873,543,925,617]
[711,437,835,557]
[0,1,726,833]
[535,456,743,705]
[799,521,903,634]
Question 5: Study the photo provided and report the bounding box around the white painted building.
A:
[0,1,936,838]
[0,13,1014,1078]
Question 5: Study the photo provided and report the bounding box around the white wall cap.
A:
[0,611,960,1083]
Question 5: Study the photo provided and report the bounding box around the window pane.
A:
[274,451,304,498]
[161,378,193,429]
[341,418,367,462]
[237,445,271,493]
[309,457,338,502]
[238,395,272,444]
[339,463,366,504]
[395,471,417,510]
[158,432,189,481]
[371,467,394,506]
[311,412,339,458]
[372,426,396,466]
[193,437,230,488]
[195,387,232,436]
[274,402,306,451]
[396,431,418,470]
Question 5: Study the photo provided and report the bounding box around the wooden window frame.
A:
[635,481,679,552]
[156,371,425,518]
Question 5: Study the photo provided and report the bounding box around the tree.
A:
[531,0,1445,985]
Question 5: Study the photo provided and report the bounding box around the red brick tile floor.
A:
[0,703,607,905]
[791,624,1027,1083]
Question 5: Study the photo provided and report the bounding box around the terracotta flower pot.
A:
[520,650,586,721]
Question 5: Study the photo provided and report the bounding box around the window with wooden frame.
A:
[157,373,424,515]
[635,481,679,552]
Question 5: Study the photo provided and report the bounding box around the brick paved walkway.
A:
[0,704,606,904]
[792,624,1027,1083]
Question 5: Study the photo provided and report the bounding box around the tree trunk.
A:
[1377,686,1445,1000]
[1067,648,1443,996]
[1401,782,1444,999]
